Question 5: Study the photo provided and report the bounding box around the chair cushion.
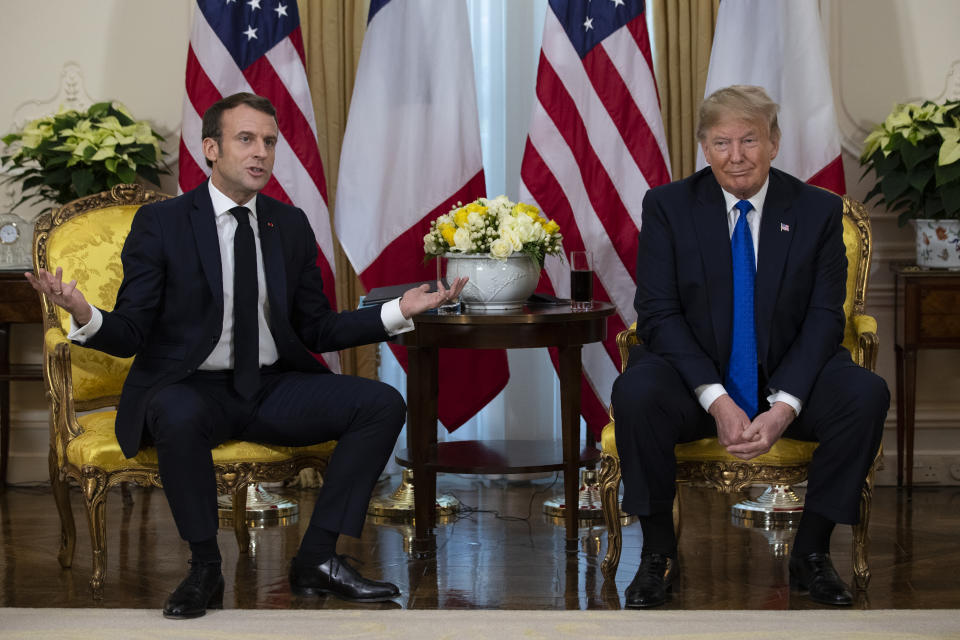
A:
[600,421,817,465]
[67,410,336,473]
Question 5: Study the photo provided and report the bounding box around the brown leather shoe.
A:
[789,552,853,606]
[624,553,677,609]
[289,554,399,602]
[162,561,224,619]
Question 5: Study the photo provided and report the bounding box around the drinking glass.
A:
[435,255,461,314]
[569,250,593,311]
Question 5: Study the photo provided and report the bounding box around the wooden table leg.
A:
[407,344,439,555]
[894,344,905,488]
[903,347,917,491]
[557,344,582,553]
[1,323,10,489]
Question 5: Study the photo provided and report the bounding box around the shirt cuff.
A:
[68,304,103,343]
[767,389,802,416]
[695,383,727,413]
[380,297,414,336]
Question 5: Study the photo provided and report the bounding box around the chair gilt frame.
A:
[599,195,882,590]
[35,184,333,597]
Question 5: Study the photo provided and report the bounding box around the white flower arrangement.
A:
[423,195,563,266]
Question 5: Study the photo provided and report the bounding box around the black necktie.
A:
[230,206,259,397]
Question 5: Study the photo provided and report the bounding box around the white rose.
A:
[501,227,522,251]
[453,227,473,251]
[490,237,513,259]
[467,210,484,226]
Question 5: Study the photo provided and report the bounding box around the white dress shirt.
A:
[694,178,803,417]
[69,181,414,361]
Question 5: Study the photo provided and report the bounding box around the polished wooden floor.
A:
[1,475,958,610]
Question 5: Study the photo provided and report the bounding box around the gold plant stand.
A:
[218,483,298,529]
[367,468,460,519]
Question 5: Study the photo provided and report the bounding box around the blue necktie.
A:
[725,199,758,418]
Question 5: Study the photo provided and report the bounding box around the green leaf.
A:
[72,168,95,196]
[116,163,136,183]
[42,168,68,185]
[105,157,118,173]
[940,182,960,216]
[863,181,884,205]
[879,169,910,203]
[935,160,960,188]
[1,133,19,145]
[872,149,902,178]
[138,165,160,186]
[88,102,111,118]
[900,140,938,170]
[907,165,934,192]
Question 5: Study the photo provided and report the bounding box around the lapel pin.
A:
[267,222,275,228]
[780,222,790,232]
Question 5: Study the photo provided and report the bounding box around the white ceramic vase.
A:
[444,252,540,311]
[914,219,960,269]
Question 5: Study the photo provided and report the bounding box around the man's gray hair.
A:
[696,85,781,144]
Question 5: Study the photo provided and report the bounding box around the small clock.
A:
[0,212,34,271]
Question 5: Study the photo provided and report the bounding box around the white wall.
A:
[2,0,958,484]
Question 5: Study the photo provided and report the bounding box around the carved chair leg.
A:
[599,453,622,580]
[49,450,75,569]
[79,467,109,598]
[852,455,879,590]
[233,483,250,553]
[673,485,682,542]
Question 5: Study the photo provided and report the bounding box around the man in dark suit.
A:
[611,85,888,608]
[26,93,465,618]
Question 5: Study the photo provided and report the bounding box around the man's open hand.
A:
[24,267,92,325]
[398,277,468,319]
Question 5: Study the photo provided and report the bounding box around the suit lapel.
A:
[692,172,733,365]
[256,196,288,330]
[189,184,224,315]
[755,170,796,367]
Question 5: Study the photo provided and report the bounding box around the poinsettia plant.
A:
[859,99,960,226]
[1,101,168,210]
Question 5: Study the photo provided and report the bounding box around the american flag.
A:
[178,0,339,371]
[334,0,508,430]
[519,0,671,437]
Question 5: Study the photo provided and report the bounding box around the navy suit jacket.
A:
[633,167,848,406]
[82,182,388,458]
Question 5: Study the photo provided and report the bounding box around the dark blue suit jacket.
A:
[633,167,848,406]
[82,182,388,457]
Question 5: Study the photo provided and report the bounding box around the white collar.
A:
[208,180,258,219]
[719,176,770,216]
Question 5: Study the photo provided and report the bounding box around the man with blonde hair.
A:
[612,85,887,608]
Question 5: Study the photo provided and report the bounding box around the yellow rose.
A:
[453,208,470,228]
[513,202,540,220]
[439,222,456,246]
[544,220,560,234]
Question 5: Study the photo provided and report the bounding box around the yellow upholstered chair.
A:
[35,184,335,596]
[599,195,882,589]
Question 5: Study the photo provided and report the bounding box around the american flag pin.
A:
[267,222,275,228]
[780,222,790,232]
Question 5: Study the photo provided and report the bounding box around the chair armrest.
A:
[615,325,639,374]
[43,326,83,465]
[851,313,879,372]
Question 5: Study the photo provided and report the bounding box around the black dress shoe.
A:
[162,561,224,619]
[289,554,400,602]
[624,553,677,609]
[789,552,853,606]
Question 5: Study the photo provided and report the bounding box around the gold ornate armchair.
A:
[599,196,882,589]
[35,184,336,597]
